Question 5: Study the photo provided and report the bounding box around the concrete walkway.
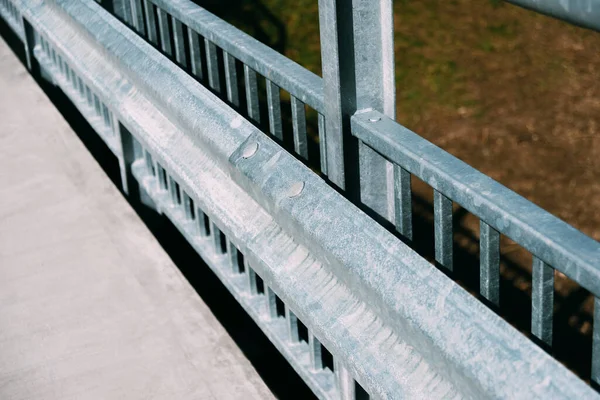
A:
[0,37,274,399]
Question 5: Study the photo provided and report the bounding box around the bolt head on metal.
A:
[242,142,259,158]
[369,116,381,123]
[288,181,304,198]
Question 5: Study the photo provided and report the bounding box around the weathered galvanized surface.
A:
[146,0,324,113]
[0,36,274,400]
[5,0,600,398]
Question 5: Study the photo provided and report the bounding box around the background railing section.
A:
[113,0,328,174]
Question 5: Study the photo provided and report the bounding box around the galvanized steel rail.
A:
[2,0,600,398]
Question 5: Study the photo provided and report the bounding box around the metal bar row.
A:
[351,110,600,300]
[139,0,324,113]
[119,0,320,166]
[131,151,339,398]
[351,109,600,386]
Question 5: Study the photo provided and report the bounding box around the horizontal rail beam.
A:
[351,110,600,297]
[505,0,600,32]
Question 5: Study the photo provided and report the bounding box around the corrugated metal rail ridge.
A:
[2,0,600,398]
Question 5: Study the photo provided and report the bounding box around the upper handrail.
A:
[506,0,600,32]
[149,0,325,113]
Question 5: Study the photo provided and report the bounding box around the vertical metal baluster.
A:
[318,113,327,175]
[266,80,283,140]
[394,164,412,240]
[183,192,193,220]
[104,108,111,132]
[40,37,46,55]
[144,151,153,175]
[71,68,77,90]
[154,162,162,189]
[309,334,323,371]
[291,96,308,159]
[156,8,172,56]
[93,94,101,117]
[143,0,158,45]
[80,78,87,98]
[480,221,500,306]
[86,86,93,107]
[286,307,299,343]
[434,190,453,271]
[114,0,133,25]
[318,0,395,222]
[335,361,355,400]
[247,263,258,295]
[592,297,600,387]
[223,51,240,106]
[188,30,204,80]
[108,111,115,135]
[164,167,171,193]
[102,104,110,128]
[226,241,239,274]
[244,65,260,123]
[78,77,85,98]
[168,177,178,205]
[130,0,145,35]
[532,257,554,346]
[205,39,221,92]
[266,287,278,319]
[211,222,225,254]
[196,208,209,237]
[171,17,187,67]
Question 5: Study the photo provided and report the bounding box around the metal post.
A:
[318,0,396,221]
[111,0,132,25]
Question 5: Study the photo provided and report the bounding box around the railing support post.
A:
[318,0,396,222]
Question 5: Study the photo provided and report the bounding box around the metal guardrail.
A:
[2,0,600,398]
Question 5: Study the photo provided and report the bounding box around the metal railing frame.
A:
[2,0,600,398]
